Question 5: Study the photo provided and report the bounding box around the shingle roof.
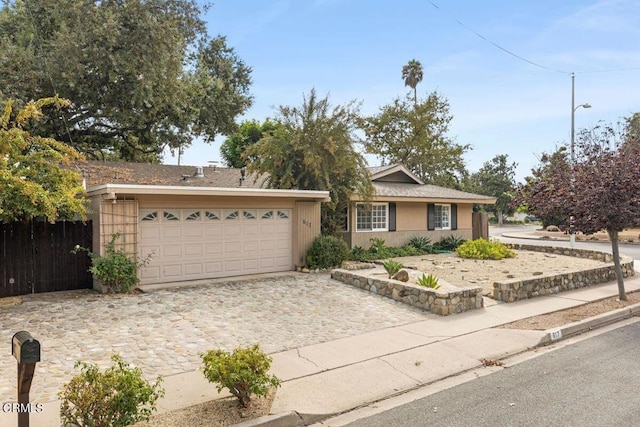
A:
[372,182,494,201]
[76,161,266,189]
[367,165,396,175]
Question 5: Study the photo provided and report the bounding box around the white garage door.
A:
[139,208,292,284]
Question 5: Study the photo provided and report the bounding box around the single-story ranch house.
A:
[340,164,496,248]
[80,161,494,287]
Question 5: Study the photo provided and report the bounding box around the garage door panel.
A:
[204,225,223,238]
[277,240,291,250]
[162,244,182,257]
[184,226,203,238]
[162,264,182,278]
[141,227,161,239]
[242,259,259,271]
[140,206,292,284]
[162,227,182,239]
[184,243,203,256]
[224,241,242,254]
[224,260,242,272]
[205,262,222,274]
[243,240,259,252]
[224,224,241,237]
[205,242,223,255]
[140,266,161,280]
[184,263,203,276]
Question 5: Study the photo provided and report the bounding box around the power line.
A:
[425,0,640,76]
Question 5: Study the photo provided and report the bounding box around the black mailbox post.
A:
[11,331,40,427]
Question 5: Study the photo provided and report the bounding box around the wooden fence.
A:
[0,221,93,298]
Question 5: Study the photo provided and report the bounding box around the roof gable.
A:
[369,164,423,184]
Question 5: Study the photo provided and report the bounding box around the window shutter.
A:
[389,202,396,232]
[427,203,435,230]
[451,204,458,230]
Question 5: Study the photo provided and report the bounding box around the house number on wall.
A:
[302,219,312,228]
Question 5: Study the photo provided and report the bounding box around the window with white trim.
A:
[434,204,451,230]
[355,203,388,232]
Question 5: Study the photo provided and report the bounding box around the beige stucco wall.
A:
[293,201,322,267]
[344,201,475,249]
[396,202,427,231]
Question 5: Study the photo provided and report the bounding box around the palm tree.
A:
[402,59,423,107]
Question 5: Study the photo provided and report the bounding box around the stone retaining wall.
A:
[331,269,483,316]
[494,245,635,302]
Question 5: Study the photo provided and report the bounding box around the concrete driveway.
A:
[0,273,434,403]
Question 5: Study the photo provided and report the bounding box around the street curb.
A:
[248,301,640,427]
[233,410,326,427]
[541,302,640,345]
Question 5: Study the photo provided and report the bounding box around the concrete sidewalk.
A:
[8,272,640,427]
[261,274,640,426]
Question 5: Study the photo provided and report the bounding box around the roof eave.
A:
[87,183,331,202]
[350,195,497,204]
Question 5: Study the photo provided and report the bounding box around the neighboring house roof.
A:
[76,160,266,188]
[369,164,423,184]
[366,164,495,204]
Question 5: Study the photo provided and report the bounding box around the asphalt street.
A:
[345,320,640,427]
[491,225,640,261]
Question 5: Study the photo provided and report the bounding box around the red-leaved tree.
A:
[572,123,640,300]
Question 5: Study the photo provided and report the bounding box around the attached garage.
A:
[81,161,330,289]
[138,207,293,283]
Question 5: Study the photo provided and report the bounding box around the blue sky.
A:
[170,0,640,183]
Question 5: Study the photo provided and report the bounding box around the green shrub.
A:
[369,237,387,253]
[416,273,440,289]
[73,233,152,293]
[433,235,466,251]
[456,238,516,260]
[306,235,349,269]
[383,259,404,278]
[350,243,424,261]
[408,235,433,253]
[59,354,164,427]
[201,344,281,408]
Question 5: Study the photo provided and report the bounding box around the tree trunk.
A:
[497,212,504,227]
[608,229,627,301]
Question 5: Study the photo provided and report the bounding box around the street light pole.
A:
[569,72,591,248]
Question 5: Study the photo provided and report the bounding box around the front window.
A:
[356,203,388,232]
[435,204,450,229]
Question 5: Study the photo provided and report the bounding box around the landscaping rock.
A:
[392,269,410,282]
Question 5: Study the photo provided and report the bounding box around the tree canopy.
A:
[361,92,469,188]
[468,154,517,225]
[244,89,372,235]
[1,97,87,222]
[0,0,252,162]
[513,146,572,229]
[220,119,280,168]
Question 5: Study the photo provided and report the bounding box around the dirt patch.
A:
[393,251,609,297]
[134,389,275,427]
[0,296,22,307]
[501,290,640,331]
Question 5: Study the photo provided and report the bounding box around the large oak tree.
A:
[0,0,252,162]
